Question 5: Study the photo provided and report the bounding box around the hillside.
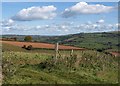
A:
[2,31,119,51]
[2,31,119,84]
[2,48,118,84]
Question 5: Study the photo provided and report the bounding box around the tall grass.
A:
[2,50,118,84]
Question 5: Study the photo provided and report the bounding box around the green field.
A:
[2,31,120,52]
[2,42,119,84]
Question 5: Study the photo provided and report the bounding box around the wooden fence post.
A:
[70,49,74,56]
[55,42,59,63]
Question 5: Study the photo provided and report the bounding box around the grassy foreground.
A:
[2,43,118,84]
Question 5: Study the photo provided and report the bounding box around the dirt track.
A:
[2,41,85,50]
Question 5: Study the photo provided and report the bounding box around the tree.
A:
[24,36,32,42]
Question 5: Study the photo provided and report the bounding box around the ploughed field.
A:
[2,41,85,50]
[109,52,120,57]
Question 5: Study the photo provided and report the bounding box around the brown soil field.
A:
[1,41,85,50]
[110,52,120,57]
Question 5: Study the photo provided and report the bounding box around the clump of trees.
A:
[24,36,32,42]
[26,45,33,50]
[22,36,33,50]
[22,45,26,49]
[22,45,33,50]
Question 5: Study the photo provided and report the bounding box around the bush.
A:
[24,36,32,42]
[22,45,33,50]
[22,45,26,48]
[97,49,103,52]
[26,45,33,50]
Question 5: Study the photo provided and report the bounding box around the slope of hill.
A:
[2,43,27,52]
[2,31,119,51]
[2,50,118,84]
[2,32,119,84]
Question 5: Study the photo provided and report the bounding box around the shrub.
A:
[22,45,26,49]
[24,36,32,42]
[97,49,103,52]
[26,45,33,50]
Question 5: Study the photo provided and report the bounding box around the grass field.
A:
[2,31,119,51]
[2,42,119,84]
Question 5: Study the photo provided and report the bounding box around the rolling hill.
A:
[2,31,119,84]
[2,31,120,51]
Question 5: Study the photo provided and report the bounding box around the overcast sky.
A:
[1,2,119,35]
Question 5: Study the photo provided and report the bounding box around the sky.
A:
[1,2,119,35]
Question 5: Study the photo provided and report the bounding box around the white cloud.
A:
[2,19,14,26]
[96,19,105,24]
[108,24,113,27]
[2,19,118,35]
[61,25,68,29]
[12,6,57,21]
[92,24,98,28]
[36,25,41,29]
[115,23,120,27]
[8,19,14,23]
[62,2,114,18]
